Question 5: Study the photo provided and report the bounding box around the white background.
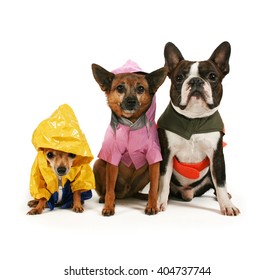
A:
[0,0,274,279]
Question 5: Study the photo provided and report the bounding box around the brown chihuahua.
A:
[27,149,84,214]
[92,61,167,216]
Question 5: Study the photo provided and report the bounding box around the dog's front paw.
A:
[220,203,240,216]
[73,205,84,213]
[145,205,159,215]
[158,201,168,212]
[27,200,39,208]
[102,206,115,216]
[27,208,43,215]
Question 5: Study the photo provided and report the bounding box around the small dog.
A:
[92,60,167,216]
[27,149,83,214]
[157,42,240,215]
[27,103,95,215]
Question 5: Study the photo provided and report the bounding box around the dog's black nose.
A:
[127,98,137,106]
[124,97,138,110]
[189,77,204,87]
[57,167,67,176]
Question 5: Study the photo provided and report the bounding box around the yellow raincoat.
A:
[30,104,95,205]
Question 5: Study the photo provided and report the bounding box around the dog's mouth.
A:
[190,90,204,99]
[189,90,215,109]
[187,89,216,108]
[177,89,214,112]
[122,109,137,114]
[189,89,206,100]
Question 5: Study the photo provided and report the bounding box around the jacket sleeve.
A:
[98,125,123,166]
[29,155,52,200]
[69,164,96,193]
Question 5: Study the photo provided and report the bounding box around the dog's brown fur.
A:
[92,64,167,216]
[27,149,84,215]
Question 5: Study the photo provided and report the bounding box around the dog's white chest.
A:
[167,130,219,162]
[166,131,219,186]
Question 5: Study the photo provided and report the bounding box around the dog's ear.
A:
[209,41,231,76]
[91,64,115,92]
[146,67,168,95]
[164,42,184,78]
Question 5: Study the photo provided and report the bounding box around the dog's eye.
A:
[46,152,54,159]
[68,153,76,159]
[208,73,217,81]
[175,74,184,83]
[137,86,145,94]
[116,85,125,94]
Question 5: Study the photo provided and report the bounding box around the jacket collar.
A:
[110,112,149,131]
[158,102,224,140]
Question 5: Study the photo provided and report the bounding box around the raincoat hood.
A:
[32,104,93,165]
[30,104,95,201]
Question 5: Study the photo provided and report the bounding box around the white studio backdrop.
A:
[0,0,274,279]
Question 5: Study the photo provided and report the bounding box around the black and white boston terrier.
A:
[157,41,240,216]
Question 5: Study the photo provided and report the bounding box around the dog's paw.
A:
[27,200,39,208]
[158,191,169,211]
[220,203,240,216]
[102,207,115,216]
[145,205,159,215]
[27,208,43,215]
[73,205,84,213]
[159,202,167,212]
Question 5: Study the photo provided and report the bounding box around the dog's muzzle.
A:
[121,97,139,111]
[56,166,68,176]
[188,77,206,99]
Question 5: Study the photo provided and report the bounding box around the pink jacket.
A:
[98,95,162,169]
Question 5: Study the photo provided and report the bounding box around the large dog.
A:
[92,60,167,216]
[158,42,240,216]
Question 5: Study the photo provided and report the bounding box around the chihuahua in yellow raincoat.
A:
[27,104,95,215]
